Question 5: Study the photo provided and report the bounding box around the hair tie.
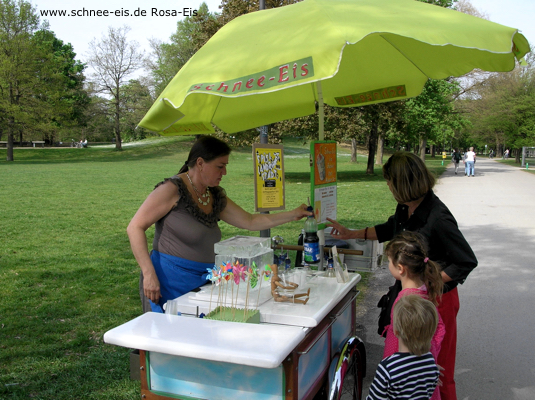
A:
[184,160,188,165]
[424,257,429,263]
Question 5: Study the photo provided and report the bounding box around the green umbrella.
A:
[139,0,529,137]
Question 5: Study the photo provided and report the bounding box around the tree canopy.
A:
[0,0,87,160]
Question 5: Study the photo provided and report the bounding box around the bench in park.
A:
[32,141,45,148]
[0,141,7,147]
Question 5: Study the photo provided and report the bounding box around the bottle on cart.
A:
[325,255,335,278]
[295,229,305,268]
[303,206,320,265]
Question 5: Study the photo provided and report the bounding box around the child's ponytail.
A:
[423,259,443,305]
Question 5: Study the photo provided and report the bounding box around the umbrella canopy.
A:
[139,0,530,135]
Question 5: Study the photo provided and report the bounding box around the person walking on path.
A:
[464,147,476,177]
[452,149,462,175]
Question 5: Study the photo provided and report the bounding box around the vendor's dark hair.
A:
[179,136,231,173]
[383,152,435,203]
[385,231,443,305]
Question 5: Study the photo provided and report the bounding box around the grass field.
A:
[0,137,446,399]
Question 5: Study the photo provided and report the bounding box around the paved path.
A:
[357,158,535,400]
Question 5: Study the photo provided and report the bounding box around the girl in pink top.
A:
[383,232,446,400]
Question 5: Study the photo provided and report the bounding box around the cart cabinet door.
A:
[148,352,286,400]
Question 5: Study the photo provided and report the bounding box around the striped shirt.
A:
[367,352,439,400]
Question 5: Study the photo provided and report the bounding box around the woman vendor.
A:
[327,151,477,400]
[127,136,311,314]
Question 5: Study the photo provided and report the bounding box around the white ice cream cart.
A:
[104,237,366,400]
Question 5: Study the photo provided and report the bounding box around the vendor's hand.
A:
[292,203,313,220]
[326,218,354,240]
[143,272,162,303]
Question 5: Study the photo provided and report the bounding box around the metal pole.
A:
[259,0,270,238]
[317,81,325,141]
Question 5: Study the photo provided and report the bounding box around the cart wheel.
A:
[329,336,366,400]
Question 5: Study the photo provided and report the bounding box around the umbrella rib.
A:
[379,35,431,79]
[209,96,223,128]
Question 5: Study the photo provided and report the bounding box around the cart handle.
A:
[272,244,364,256]
[297,291,359,355]
[332,291,359,318]
[297,319,336,355]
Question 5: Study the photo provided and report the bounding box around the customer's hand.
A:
[326,218,354,240]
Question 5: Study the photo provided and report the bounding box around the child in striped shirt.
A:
[367,295,440,400]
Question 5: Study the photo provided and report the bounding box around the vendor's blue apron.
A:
[150,250,213,313]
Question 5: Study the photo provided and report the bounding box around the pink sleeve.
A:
[431,310,446,360]
[382,293,404,359]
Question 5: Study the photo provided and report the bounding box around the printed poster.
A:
[313,142,337,186]
[314,185,337,224]
[253,144,285,212]
[310,141,337,229]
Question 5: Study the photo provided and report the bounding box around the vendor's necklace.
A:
[186,172,210,206]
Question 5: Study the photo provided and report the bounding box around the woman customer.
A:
[327,151,477,400]
[128,136,311,313]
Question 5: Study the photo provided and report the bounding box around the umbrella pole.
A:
[317,81,325,141]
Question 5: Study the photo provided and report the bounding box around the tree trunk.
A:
[7,133,14,162]
[115,95,122,150]
[430,145,435,158]
[419,135,427,161]
[366,118,379,175]
[377,133,384,165]
[7,117,15,161]
[351,138,357,162]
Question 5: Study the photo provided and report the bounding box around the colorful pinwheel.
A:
[250,262,259,289]
[263,264,272,281]
[233,261,246,285]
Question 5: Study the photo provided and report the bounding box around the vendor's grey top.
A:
[152,176,227,264]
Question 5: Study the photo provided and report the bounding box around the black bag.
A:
[377,280,402,337]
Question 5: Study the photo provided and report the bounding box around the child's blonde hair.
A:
[393,295,438,356]
[385,231,443,305]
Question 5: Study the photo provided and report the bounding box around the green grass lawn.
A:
[0,137,446,399]
[496,157,535,175]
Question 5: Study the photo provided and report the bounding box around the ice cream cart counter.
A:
[104,273,365,400]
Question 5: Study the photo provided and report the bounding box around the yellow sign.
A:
[253,144,285,212]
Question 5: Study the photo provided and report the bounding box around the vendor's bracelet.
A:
[364,227,369,240]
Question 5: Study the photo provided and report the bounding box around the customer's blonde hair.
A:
[393,295,438,356]
[383,152,435,203]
